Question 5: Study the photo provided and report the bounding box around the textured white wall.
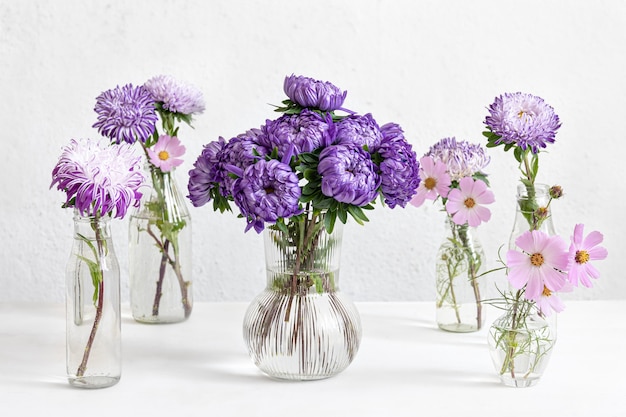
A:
[0,0,622,303]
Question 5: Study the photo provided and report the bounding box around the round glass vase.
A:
[66,210,121,389]
[129,165,193,324]
[242,211,362,381]
[488,299,556,388]
[435,216,486,332]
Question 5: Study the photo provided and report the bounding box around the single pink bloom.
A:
[506,230,569,300]
[444,177,494,227]
[147,135,185,172]
[409,156,451,207]
[533,285,566,317]
[567,223,608,288]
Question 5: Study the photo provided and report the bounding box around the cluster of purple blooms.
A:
[187,74,421,233]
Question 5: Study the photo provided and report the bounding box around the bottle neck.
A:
[73,210,112,241]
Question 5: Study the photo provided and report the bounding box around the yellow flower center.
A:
[518,110,527,118]
[542,286,552,297]
[158,150,170,161]
[424,177,437,190]
[530,253,544,267]
[575,250,590,264]
[464,197,475,209]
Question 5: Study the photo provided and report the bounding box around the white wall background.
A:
[1,0,623,303]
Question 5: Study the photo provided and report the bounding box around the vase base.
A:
[499,374,542,388]
[132,313,189,324]
[68,375,120,389]
[438,322,481,333]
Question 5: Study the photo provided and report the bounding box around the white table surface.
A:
[1,301,625,416]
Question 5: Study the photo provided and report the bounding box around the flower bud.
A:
[549,185,564,199]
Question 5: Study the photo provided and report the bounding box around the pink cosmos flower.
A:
[506,230,570,301]
[147,135,186,172]
[445,177,494,227]
[567,224,608,288]
[534,286,566,316]
[409,156,451,207]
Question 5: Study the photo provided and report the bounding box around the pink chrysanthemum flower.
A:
[147,135,186,172]
[506,230,570,301]
[444,177,494,227]
[567,223,608,288]
[409,156,450,207]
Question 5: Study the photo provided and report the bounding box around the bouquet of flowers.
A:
[483,92,608,386]
[188,74,421,294]
[410,137,495,331]
[93,75,205,321]
[51,137,145,384]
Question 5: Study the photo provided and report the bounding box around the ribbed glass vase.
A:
[242,211,362,380]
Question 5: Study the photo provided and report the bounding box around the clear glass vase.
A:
[488,299,556,388]
[66,210,121,388]
[242,211,362,380]
[129,165,193,323]
[435,216,486,332]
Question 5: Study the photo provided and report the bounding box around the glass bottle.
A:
[66,210,121,388]
[129,165,193,323]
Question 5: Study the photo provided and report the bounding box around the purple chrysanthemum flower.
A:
[377,123,421,208]
[283,74,347,112]
[220,130,270,196]
[260,109,335,158]
[426,137,490,181]
[93,84,158,144]
[485,92,561,153]
[318,144,380,206]
[144,75,206,115]
[231,159,302,233]
[187,137,227,208]
[335,114,383,152]
[51,138,144,218]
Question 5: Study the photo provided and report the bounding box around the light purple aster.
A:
[335,113,383,152]
[484,92,561,153]
[144,75,206,115]
[93,84,158,144]
[318,144,380,206]
[283,74,347,112]
[231,159,302,233]
[51,138,144,219]
[377,123,421,208]
[260,109,335,158]
[187,137,227,208]
[426,137,490,181]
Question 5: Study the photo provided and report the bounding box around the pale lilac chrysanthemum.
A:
[335,114,383,152]
[409,156,451,208]
[445,177,494,227]
[567,224,608,288]
[283,74,347,111]
[260,110,335,158]
[231,159,302,233]
[426,137,490,181]
[51,138,144,219]
[187,137,227,207]
[93,84,157,144]
[534,286,566,316]
[147,135,185,172]
[485,92,561,153]
[506,230,570,301]
[318,144,380,206]
[377,123,421,208]
[144,75,205,115]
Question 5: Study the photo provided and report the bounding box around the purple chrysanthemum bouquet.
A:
[410,137,495,331]
[93,75,205,321]
[188,74,420,294]
[51,137,145,379]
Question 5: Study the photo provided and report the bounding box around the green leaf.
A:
[324,210,337,234]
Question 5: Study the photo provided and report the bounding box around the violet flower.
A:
[231,159,302,233]
[377,123,421,208]
[187,137,227,208]
[283,74,347,111]
[144,74,206,115]
[318,144,380,206]
[51,138,144,218]
[335,114,383,152]
[426,137,490,181]
[484,92,561,153]
[261,110,335,158]
[93,84,158,144]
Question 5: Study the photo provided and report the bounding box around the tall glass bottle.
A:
[129,165,193,323]
[66,210,121,388]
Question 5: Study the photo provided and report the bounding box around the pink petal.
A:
[588,246,608,260]
[582,231,605,251]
